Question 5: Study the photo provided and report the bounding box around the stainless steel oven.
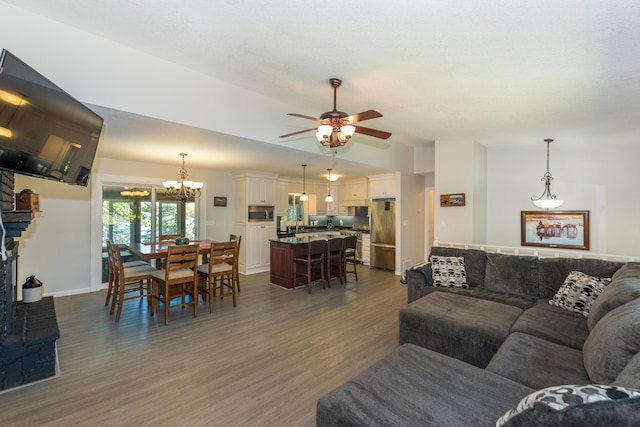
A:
[248,205,274,222]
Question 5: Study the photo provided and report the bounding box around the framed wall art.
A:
[440,193,466,207]
[520,210,590,250]
[213,196,227,207]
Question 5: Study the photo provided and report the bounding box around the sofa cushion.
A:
[423,287,535,310]
[587,262,640,331]
[615,352,640,389]
[549,271,611,317]
[511,300,588,350]
[538,257,624,300]
[316,344,534,427]
[485,253,539,299]
[430,255,468,288]
[399,292,523,368]
[487,332,590,390]
[494,384,640,427]
[583,298,640,384]
[429,247,486,287]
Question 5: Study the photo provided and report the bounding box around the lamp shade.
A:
[532,198,564,209]
[341,124,355,138]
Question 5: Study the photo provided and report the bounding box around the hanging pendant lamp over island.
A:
[300,164,309,201]
[325,168,334,203]
[531,139,564,209]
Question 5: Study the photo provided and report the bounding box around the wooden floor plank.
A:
[0,268,405,426]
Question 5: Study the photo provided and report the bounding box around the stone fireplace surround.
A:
[0,171,59,391]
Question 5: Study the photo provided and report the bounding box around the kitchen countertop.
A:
[270,234,348,244]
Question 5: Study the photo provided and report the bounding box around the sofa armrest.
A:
[405,264,434,303]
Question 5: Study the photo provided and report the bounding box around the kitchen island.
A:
[269,234,344,289]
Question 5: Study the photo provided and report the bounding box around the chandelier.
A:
[163,153,203,203]
[531,139,564,209]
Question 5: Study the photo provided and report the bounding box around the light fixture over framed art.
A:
[531,139,564,209]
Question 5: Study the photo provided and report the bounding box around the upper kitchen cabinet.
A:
[233,172,278,205]
[341,178,368,204]
[233,172,278,223]
[276,180,288,215]
[369,173,397,199]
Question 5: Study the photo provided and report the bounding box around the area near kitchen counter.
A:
[269,233,345,289]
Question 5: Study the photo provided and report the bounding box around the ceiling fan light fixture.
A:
[341,124,355,138]
[0,126,12,138]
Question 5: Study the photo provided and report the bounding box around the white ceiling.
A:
[5,0,640,179]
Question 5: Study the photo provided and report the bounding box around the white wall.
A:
[486,146,640,257]
[434,141,487,244]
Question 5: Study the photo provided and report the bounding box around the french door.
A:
[101,184,197,282]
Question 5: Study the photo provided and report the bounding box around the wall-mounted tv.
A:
[0,49,103,186]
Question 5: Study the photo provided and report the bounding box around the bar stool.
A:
[326,237,345,287]
[343,235,358,281]
[293,239,327,294]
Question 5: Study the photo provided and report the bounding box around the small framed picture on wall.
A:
[213,196,227,207]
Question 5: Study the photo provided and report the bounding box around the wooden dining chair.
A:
[293,239,327,294]
[229,234,242,292]
[343,235,358,281]
[197,241,237,313]
[109,241,157,322]
[150,244,199,325]
[104,240,151,308]
[326,237,345,287]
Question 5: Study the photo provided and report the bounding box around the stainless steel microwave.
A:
[248,205,274,222]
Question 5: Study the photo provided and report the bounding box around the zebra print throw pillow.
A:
[430,255,468,288]
[549,271,611,316]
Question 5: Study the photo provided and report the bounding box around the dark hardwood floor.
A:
[1,267,406,426]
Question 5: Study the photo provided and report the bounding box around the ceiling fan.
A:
[279,78,392,149]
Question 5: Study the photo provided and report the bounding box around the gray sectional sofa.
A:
[317,246,640,426]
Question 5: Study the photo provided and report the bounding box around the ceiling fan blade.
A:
[279,128,317,138]
[354,125,392,140]
[287,113,322,122]
[344,110,382,124]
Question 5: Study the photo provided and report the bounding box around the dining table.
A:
[129,239,216,269]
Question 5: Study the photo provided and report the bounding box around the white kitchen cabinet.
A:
[244,223,276,274]
[362,233,371,265]
[369,174,396,199]
[276,180,288,215]
[342,179,368,201]
[338,178,368,214]
[248,177,276,204]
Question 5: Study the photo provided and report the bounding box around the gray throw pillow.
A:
[549,271,611,317]
[430,255,468,288]
[494,384,640,427]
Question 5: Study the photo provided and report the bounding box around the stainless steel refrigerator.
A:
[370,198,396,271]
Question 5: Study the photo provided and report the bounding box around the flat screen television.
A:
[0,49,103,186]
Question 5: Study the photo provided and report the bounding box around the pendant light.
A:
[325,168,334,203]
[531,139,564,209]
[300,164,309,201]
